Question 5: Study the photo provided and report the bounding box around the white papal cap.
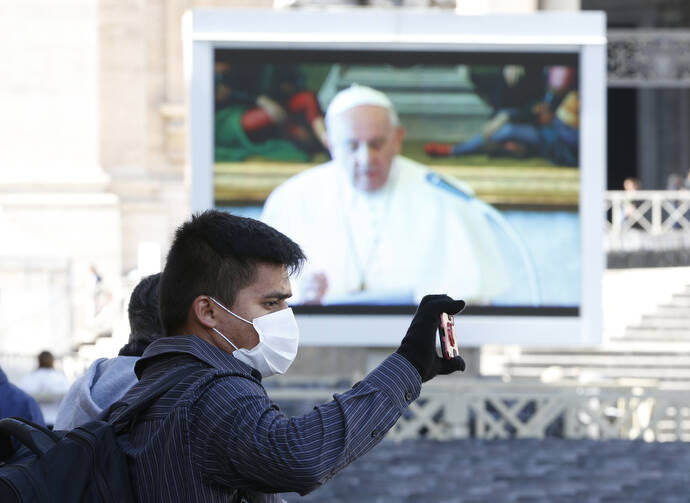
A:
[325,84,399,127]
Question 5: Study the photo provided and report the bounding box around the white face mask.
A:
[208,297,299,378]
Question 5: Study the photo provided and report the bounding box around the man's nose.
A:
[354,143,372,166]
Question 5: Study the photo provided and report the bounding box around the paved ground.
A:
[284,438,690,502]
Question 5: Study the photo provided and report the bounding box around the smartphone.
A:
[438,313,459,360]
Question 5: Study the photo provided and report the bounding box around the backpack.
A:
[0,368,190,503]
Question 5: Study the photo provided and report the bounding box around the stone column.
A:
[0,0,122,360]
[98,0,275,274]
[637,88,690,190]
[99,0,183,273]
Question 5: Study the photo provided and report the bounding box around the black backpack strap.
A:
[105,366,193,431]
[0,417,59,458]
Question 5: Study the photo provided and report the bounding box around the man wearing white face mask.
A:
[107,210,466,502]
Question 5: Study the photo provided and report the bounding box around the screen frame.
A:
[184,8,606,346]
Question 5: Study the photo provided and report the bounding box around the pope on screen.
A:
[261,84,509,306]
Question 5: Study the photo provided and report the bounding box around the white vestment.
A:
[261,156,508,305]
[19,368,71,426]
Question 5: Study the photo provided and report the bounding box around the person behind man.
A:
[260,84,508,306]
[106,210,465,502]
[54,273,162,430]
[18,351,71,426]
[0,366,45,426]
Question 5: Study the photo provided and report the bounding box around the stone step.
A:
[622,327,690,339]
[501,354,690,367]
[614,336,690,345]
[655,306,690,317]
[637,317,690,329]
[482,346,690,358]
[485,280,690,384]
[668,295,690,307]
[504,366,690,379]
[616,338,690,346]
[605,341,690,352]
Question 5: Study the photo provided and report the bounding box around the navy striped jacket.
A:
[107,335,421,502]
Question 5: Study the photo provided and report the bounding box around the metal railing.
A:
[606,190,690,235]
[605,190,690,253]
[270,380,690,442]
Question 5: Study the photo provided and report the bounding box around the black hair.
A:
[159,210,305,337]
[118,273,163,357]
[38,351,54,369]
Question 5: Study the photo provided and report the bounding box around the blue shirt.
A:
[0,367,45,426]
[108,335,421,502]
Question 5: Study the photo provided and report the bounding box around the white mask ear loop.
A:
[208,296,251,351]
[209,296,252,324]
[211,327,239,351]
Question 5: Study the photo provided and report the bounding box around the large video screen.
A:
[213,49,580,312]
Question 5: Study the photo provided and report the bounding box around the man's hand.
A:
[396,295,466,382]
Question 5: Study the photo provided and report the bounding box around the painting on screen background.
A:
[213,52,580,309]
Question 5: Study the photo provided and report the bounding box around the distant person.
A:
[623,177,641,192]
[0,366,45,426]
[622,177,643,229]
[54,273,162,430]
[666,173,683,191]
[261,84,508,305]
[18,351,70,426]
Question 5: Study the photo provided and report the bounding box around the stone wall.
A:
[0,0,122,356]
[99,0,276,272]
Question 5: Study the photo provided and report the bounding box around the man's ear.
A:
[191,295,216,329]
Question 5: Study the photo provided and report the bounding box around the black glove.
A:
[396,294,466,382]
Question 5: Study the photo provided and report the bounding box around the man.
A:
[261,84,508,305]
[107,210,465,502]
[18,351,70,426]
[0,366,45,426]
[54,273,162,430]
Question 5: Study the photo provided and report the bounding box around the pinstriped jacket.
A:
[107,335,421,502]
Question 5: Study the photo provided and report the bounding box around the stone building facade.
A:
[0,0,273,373]
[12,0,685,379]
